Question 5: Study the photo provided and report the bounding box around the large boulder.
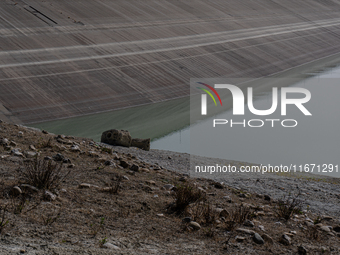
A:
[101,129,132,147]
[131,138,150,151]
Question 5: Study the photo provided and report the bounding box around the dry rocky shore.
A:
[0,120,339,254]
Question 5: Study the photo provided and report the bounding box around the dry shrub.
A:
[170,184,205,214]
[20,158,70,190]
[190,201,218,225]
[229,204,253,224]
[275,193,303,220]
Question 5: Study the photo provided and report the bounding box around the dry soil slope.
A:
[1,0,340,123]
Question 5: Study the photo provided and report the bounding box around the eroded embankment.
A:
[2,0,340,123]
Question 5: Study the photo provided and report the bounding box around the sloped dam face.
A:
[2,0,340,124]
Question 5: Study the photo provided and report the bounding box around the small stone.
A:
[120,160,130,169]
[261,233,273,244]
[20,184,39,192]
[274,221,282,226]
[68,164,75,168]
[79,183,91,189]
[189,221,201,230]
[236,228,255,235]
[214,182,224,189]
[103,243,120,250]
[44,190,56,201]
[42,130,49,134]
[280,234,291,246]
[253,233,264,244]
[258,225,265,231]
[153,194,159,198]
[264,195,271,201]
[71,145,80,152]
[146,180,156,185]
[9,141,17,146]
[0,138,9,145]
[53,153,65,161]
[29,145,36,151]
[235,236,246,242]
[215,208,229,218]
[157,214,164,217]
[298,246,307,255]
[25,151,38,158]
[18,131,23,137]
[182,217,191,223]
[333,226,340,232]
[289,230,297,235]
[20,249,26,254]
[11,186,22,196]
[130,164,140,172]
[320,226,331,232]
[162,184,175,191]
[122,175,129,180]
[244,220,254,227]
[11,149,23,157]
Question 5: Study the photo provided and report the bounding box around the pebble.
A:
[71,145,80,152]
[253,233,264,244]
[130,164,140,172]
[244,220,254,228]
[189,221,201,230]
[44,190,56,201]
[298,246,307,255]
[103,243,120,250]
[258,225,265,231]
[20,184,39,192]
[320,226,331,232]
[29,145,36,151]
[79,183,92,189]
[261,233,273,244]
[236,228,255,235]
[235,236,246,242]
[122,175,129,180]
[280,234,291,245]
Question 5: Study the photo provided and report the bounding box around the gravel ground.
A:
[108,144,340,218]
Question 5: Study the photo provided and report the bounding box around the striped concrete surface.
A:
[1,0,340,123]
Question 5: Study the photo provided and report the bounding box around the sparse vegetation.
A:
[275,193,303,220]
[169,184,205,214]
[20,158,70,190]
[0,205,9,234]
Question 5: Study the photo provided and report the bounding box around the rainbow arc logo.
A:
[197,82,222,115]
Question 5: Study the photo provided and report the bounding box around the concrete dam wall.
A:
[2,0,340,124]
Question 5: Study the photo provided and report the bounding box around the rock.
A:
[280,234,291,246]
[79,183,92,189]
[261,233,273,244]
[189,221,201,230]
[153,194,159,198]
[120,160,130,169]
[215,208,229,218]
[235,236,246,242]
[146,180,156,185]
[88,151,99,157]
[101,129,132,147]
[11,186,22,196]
[42,130,49,134]
[214,182,224,189]
[258,225,265,231]
[25,151,38,158]
[264,195,271,201]
[298,246,307,255]
[182,217,192,223]
[162,184,175,191]
[333,226,340,232]
[322,216,333,221]
[53,153,65,161]
[0,138,9,145]
[131,138,150,151]
[130,164,139,172]
[44,191,56,201]
[11,149,23,157]
[68,164,75,168]
[122,175,129,180]
[102,243,120,250]
[236,228,255,235]
[320,226,331,232]
[9,141,17,146]
[20,184,39,192]
[71,145,80,152]
[244,220,254,227]
[253,233,264,244]
[289,230,297,235]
